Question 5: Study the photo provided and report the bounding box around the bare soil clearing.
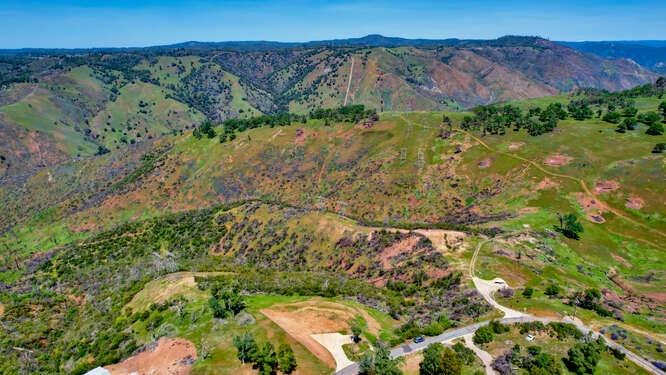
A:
[508,142,525,151]
[400,352,423,374]
[261,299,381,368]
[105,338,196,375]
[575,193,608,223]
[625,196,645,209]
[594,180,621,194]
[536,177,558,190]
[543,153,573,166]
[478,158,493,168]
[294,128,309,145]
[378,236,421,269]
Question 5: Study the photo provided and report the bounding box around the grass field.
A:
[121,271,399,375]
[1,92,664,374]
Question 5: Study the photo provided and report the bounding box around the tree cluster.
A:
[208,285,245,318]
[461,103,566,136]
[563,337,606,375]
[233,332,297,374]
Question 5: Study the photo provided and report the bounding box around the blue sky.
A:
[1,0,665,48]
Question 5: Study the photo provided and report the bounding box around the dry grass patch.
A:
[125,271,228,312]
[261,299,381,368]
[105,337,196,375]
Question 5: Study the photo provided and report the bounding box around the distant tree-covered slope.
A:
[0,36,659,177]
[562,40,666,73]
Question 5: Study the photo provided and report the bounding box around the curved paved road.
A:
[334,234,665,375]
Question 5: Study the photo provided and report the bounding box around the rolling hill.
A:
[0,35,658,177]
[1,78,665,373]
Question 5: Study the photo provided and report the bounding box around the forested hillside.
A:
[0,36,657,177]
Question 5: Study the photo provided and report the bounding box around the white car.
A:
[526,334,535,342]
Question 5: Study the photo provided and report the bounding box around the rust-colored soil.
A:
[261,299,381,369]
[594,180,620,194]
[477,158,492,169]
[625,196,644,210]
[508,142,525,151]
[400,352,423,375]
[575,193,607,223]
[105,338,197,375]
[294,128,309,145]
[543,153,572,166]
[378,235,421,269]
[644,292,666,303]
[536,177,558,190]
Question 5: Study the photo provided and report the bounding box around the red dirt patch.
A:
[508,142,525,151]
[478,158,492,169]
[294,128,309,145]
[644,292,666,303]
[378,235,421,270]
[543,154,573,166]
[610,253,632,268]
[70,222,97,233]
[594,180,620,194]
[625,196,644,210]
[261,300,381,369]
[536,177,558,190]
[575,193,607,223]
[105,338,197,375]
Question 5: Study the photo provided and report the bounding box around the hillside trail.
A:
[462,130,666,241]
[343,57,354,106]
[396,111,663,242]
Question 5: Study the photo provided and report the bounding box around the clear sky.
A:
[1,0,665,48]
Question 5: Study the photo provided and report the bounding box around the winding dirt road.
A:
[344,57,354,106]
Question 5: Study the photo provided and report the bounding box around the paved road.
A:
[336,314,664,374]
[334,231,665,375]
[335,317,545,375]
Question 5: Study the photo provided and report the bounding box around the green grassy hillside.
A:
[0,85,664,373]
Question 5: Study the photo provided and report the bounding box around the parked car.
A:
[413,336,425,343]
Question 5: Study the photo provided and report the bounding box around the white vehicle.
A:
[526,334,535,342]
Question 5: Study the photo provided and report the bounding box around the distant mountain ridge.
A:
[0,34,546,55]
[560,40,666,73]
[0,34,659,177]
[3,35,665,74]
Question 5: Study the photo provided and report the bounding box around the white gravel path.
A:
[463,333,497,375]
[311,333,355,372]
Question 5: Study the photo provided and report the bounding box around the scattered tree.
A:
[646,122,664,135]
[522,287,534,298]
[545,284,560,297]
[658,101,666,117]
[556,213,583,240]
[473,325,495,345]
[351,318,364,343]
[420,344,462,375]
[563,337,606,374]
[602,111,621,124]
[255,342,278,375]
[359,342,403,375]
[277,344,297,374]
[652,143,666,154]
[233,332,258,364]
